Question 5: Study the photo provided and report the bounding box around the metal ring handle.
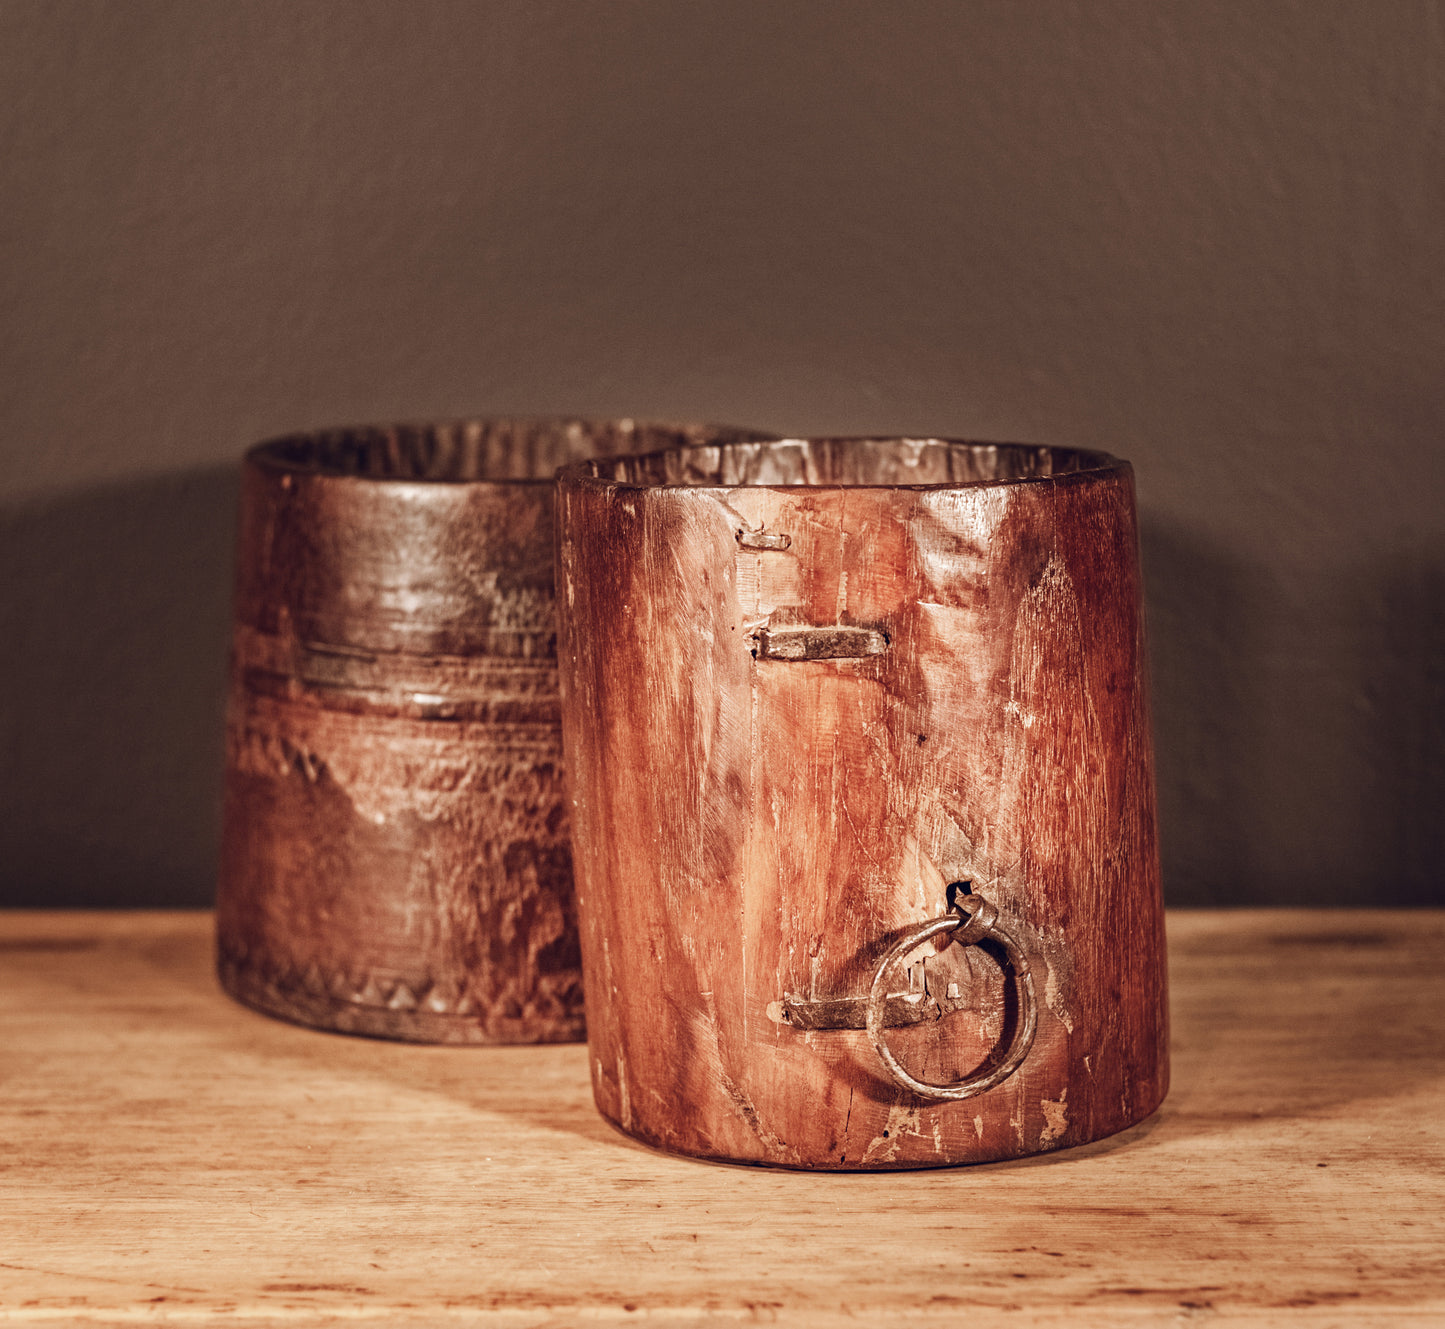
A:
[864,894,1038,1101]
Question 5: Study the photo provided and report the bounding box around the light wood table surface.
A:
[2,910,1442,1327]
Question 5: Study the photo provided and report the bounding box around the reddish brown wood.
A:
[216,417,772,1043]
[556,438,1168,1165]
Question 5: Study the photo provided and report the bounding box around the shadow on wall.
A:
[1141,521,1257,907]
[0,477,1438,908]
[1142,520,1444,907]
[1355,548,1445,906]
[0,469,238,907]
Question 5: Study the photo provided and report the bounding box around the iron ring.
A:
[864,896,1039,1101]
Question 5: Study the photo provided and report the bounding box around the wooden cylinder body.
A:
[557,438,1168,1165]
[217,418,770,1043]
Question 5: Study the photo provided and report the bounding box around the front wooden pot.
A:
[556,438,1168,1165]
[216,417,771,1044]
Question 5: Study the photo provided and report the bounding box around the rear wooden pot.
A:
[556,438,1168,1165]
[216,417,771,1044]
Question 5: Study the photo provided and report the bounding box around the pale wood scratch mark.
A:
[1040,1087,1070,1146]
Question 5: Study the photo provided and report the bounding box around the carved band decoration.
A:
[217,418,776,1045]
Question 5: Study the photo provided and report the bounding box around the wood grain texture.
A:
[1,909,1441,1326]
[216,418,771,1043]
[556,439,1167,1165]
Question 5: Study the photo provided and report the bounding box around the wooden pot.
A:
[216,417,772,1044]
[556,437,1168,1165]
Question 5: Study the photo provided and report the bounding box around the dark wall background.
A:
[1,1,1440,907]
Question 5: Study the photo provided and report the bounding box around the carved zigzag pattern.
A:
[217,940,581,1021]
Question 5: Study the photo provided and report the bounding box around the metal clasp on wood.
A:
[736,527,791,551]
[778,891,1039,1102]
[752,624,890,661]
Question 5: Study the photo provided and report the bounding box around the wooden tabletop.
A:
[2,910,1442,1327]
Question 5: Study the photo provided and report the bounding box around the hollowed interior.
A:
[250,418,774,483]
[578,437,1120,488]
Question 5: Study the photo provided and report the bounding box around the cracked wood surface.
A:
[0,909,1441,1326]
[556,441,1166,1166]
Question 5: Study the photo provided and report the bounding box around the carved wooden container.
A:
[217,417,770,1043]
[556,437,1168,1165]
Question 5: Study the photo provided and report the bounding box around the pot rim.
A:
[246,416,780,487]
[557,436,1129,494]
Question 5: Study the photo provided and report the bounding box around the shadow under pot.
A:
[556,437,1169,1166]
[215,417,776,1044]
